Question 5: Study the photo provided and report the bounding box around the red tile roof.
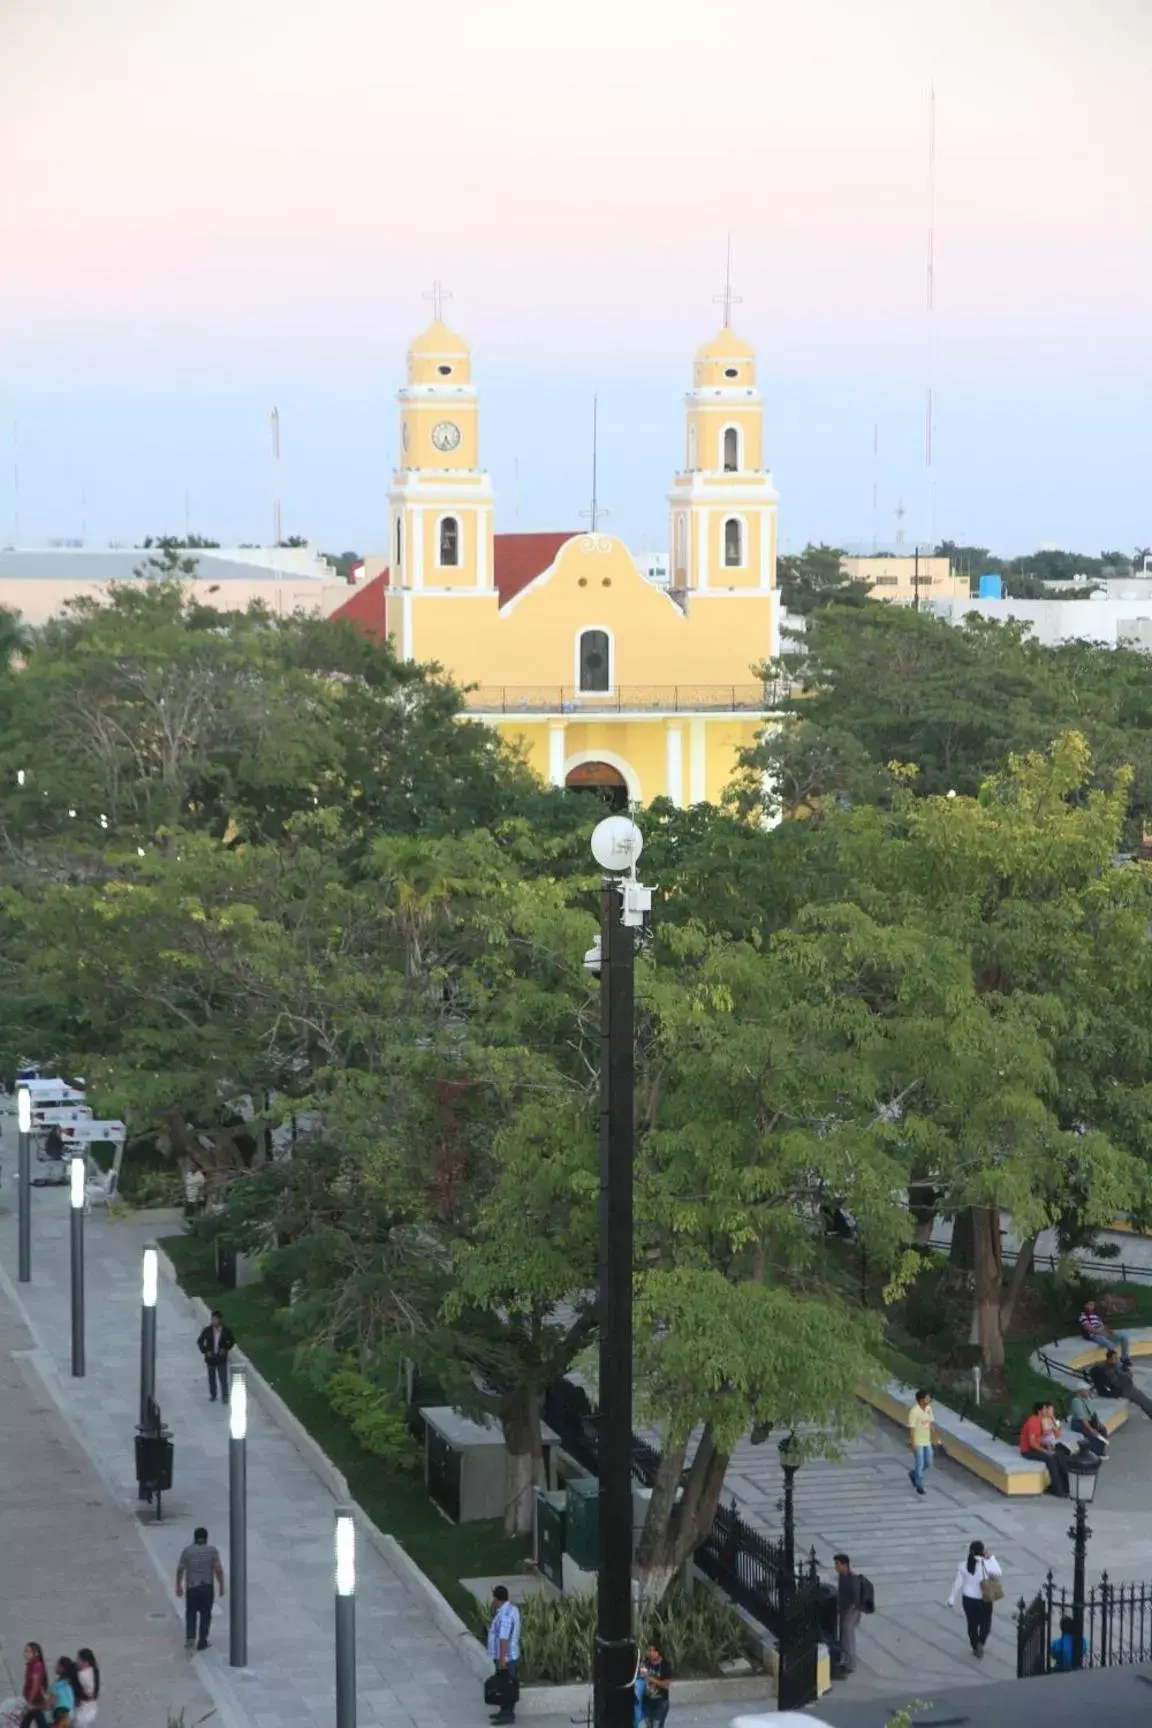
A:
[329,532,577,641]
[493,532,576,604]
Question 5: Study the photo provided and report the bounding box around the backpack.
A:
[858,1574,876,1615]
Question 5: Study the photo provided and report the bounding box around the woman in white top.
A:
[73,1651,98,1728]
[947,1540,1003,1657]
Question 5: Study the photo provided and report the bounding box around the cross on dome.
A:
[423,280,453,322]
[712,237,742,330]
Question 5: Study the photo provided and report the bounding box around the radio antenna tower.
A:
[924,84,937,550]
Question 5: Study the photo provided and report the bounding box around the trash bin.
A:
[135,1431,174,1493]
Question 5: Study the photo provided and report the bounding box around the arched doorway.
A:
[565,761,629,811]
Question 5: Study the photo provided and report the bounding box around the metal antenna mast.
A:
[581,396,609,535]
[925,84,937,548]
[713,235,742,329]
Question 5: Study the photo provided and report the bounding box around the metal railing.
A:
[542,1379,823,1643]
[461,684,777,715]
[1017,1572,1152,1675]
[925,1235,1152,1286]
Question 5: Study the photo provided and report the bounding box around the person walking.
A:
[906,1389,938,1496]
[196,1311,235,1405]
[48,1660,78,1727]
[832,1554,865,1675]
[18,1645,48,1728]
[71,1655,97,1728]
[176,1526,226,1652]
[947,1540,1003,1658]
[486,1585,521,1726]
[639,1642,671,1728]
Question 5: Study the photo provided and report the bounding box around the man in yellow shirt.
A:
[907,1388,937,1496]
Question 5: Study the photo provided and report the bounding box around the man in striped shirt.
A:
[487,1586,521,1725]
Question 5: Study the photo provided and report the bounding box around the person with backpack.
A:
[947,1539,1003,1658]
[831,1554,873,1675]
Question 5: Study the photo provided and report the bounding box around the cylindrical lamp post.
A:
[17,1085,31,1283]
[229,1369,249,1668]
[778,1433,800,1585]
[69,1153,86,1377]
[1067,1453,1101,1671]
[140,1244,158,1427]
[589,817,651,1728]
[335,1508,357,1728]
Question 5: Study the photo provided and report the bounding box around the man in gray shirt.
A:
[176,1525,225,1651]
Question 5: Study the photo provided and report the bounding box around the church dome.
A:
[694,327,755,363]
[409,319,471,358]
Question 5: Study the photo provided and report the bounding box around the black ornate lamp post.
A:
[778,1432,800,1584]
[1067,1452,1101,1670]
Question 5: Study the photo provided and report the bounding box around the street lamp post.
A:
[589,817,652,1728]
[17,1085,31,1283]
[140,1244,158,1427]
[229,1369,249,1668]
[335,1508,357,1728]
[778,1434,800,1585]
[69,1153,86,1377]
[1067,1452,1101,1671]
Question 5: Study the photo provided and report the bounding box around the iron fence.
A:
[1016,1571,1152,1675]
[542,1378,823,1659]
[461,684,777,715]
[925,1234,1152,1286]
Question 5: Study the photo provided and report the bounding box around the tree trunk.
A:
[908,1181,938,1246]
[999,1232,1037,1335]
[950,1207,976,1271]
[634,1425,730,1609]
[500,1386,544,1539]
[972,1206,1005,1372]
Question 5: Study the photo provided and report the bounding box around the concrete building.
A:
[0,544,361,628]
[840,553,971,605]
[927,593,1152,649]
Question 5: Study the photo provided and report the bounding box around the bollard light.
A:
[230,1370,248,1441]
[229,1367,249,1667]
[17,1087,32,1283]
[142,1246,159,1307]
[335,1510,356,1596]
[70,1152,86,1209]
[139,1244,159,1432]
[69,1154,86,1376]
[17,1086,31,1133]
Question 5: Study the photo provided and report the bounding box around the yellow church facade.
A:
[353,314,781,808]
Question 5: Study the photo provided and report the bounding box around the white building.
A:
[928,593,1152,650]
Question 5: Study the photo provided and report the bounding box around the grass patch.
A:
[160,1233,529,1624]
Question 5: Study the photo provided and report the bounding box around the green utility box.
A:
[536,1491,567,1589]
[565,1476,600,1573]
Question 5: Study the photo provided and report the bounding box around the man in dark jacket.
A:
[1089,1348,1152,1420]
[196,1310,235,1404]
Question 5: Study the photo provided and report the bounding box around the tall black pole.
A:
[69,1159,86,1377]
[140,1244,158,1428]
[782,1464,797,1583]
[17,1125,31,1283]
[229,1372,248,1668]
[1071,1500,1089,1671]
[595,881,636,1728]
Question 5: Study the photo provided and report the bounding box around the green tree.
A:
[776,543,870,615]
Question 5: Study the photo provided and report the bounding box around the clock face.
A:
[431,420,461,453]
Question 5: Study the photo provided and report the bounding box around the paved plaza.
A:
[4,1120,1152,1724]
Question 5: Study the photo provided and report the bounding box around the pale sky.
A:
[1,0,1149,558]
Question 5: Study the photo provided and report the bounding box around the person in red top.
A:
[20,1642,49,1728]
[1020,1401,1069,1497]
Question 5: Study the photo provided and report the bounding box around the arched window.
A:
[439,516,459,567]
[724,517,743,568]
[675,514,686,573]
[578,628,611,693]
[723,426,740,472]
[395,514,403,574]
[688,425,698,471]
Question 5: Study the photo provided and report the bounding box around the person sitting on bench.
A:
[1068,1389,1109,1457]
[1079,1299,1131,1368]
[1089,1348,1152,1420]
[1020,1401,1069,1496]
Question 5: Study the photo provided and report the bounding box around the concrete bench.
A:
[859,1378,1050,1495]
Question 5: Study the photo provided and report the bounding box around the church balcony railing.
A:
[461,684,779,715]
